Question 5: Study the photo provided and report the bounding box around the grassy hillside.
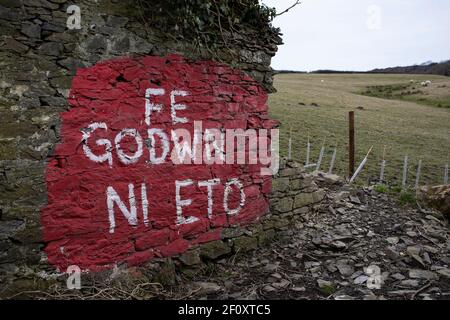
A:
[269,73,450,186]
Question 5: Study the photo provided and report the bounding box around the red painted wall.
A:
[41,54,275,271]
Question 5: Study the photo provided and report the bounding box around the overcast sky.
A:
[262,0,450,71]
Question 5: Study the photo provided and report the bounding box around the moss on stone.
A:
[200,240,231,260]
[233,236,258,253]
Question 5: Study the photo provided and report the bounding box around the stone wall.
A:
[3,158,326,294]
[1,151,327,295]
[0,1,332,296]
[41,54,277,271]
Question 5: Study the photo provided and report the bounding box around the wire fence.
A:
[281,131,449,190]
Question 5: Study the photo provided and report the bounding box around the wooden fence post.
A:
[348,111,355,179]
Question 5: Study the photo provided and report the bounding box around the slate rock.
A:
[39,42,63,56]
[195,282,221,295]
[21,22,41,38]
[409,269,438,280]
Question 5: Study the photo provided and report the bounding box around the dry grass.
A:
[269,73,450,186]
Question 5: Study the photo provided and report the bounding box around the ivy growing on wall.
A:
[134,0,281,48]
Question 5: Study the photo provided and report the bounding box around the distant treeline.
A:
[275,70,364,74]
[275,60,450,76]
[274,70,307,74]
[370,60,450,76]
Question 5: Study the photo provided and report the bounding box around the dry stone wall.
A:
[0,0,327,294]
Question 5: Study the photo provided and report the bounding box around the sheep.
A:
[421,80,432,87]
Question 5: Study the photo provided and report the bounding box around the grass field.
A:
[268,73,450,187]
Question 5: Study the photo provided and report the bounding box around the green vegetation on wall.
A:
[112,0,281,50]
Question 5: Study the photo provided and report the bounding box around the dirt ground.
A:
[175,180,450,300]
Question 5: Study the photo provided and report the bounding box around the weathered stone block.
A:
[221,227,245,239]
[274,217,291,229]
[247,223,263,236]
[274,197,293,213]
[233,236,258,253]
[293,207,310,215]
[293,193,315,209]
[85,35,107,53]
[200,240,231,260]
[280,167,297,177]
[57,58,86,75]
[21,22,41,39]
[312,189,326,202]
[258,229,276,246]
[272,177,290,192]
[417,185,450,218]
[290,178,301,190]
[0,0,22,8]
[39,42,64,56]
[111,34,130,53]
[300,175,315,189]
[293,189,325,209]
[3,39,29,53]
[179,249,202,266]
